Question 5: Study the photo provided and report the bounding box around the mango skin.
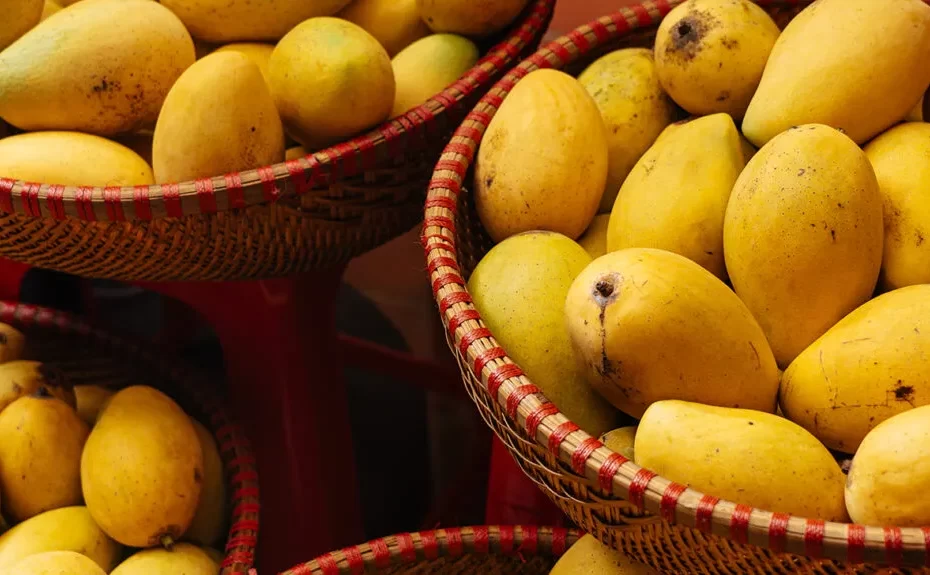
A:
[213,43,275,87]
[578,48,676,212]
[564,248,779,419]
[781,285,930,454]
[475,69,608,242]
[576,214,610,260]
[391,34,478,117]
[654,0,779,119]
[608,113,744,280]
[864,122,930,290]
[0,507,121,572]
[416,0,530,37]
[468,232,620,437]
[338,0,429,56]
[846,404,930,527]
[1,0,42,50]
[110,543,220,575]
[742,0,930,146]
[183,419,227,547]
[599,426,637,461]
[724,124,883,367]
[636,400,849,522]
[0,0,195,136]
[10,551,106,575]
[550,534,658,575]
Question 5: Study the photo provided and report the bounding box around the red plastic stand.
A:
[0,259,29,301]
[485,436,566,527]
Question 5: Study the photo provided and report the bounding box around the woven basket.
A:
[423,2,930,572]
[0,301,259,574]
[0,1,554,282]
[278,525,580,575]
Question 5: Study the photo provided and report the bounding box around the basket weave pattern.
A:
[422,1,930,572]
[0,301,259,575]
[279,525,580,575]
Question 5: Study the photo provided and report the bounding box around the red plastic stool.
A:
[485,437,566,526]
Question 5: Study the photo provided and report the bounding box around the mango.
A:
[475,69,608,242]
[285,146,307,161]
[269,17,394,151]
[10,551,105,575]
[739,134,756,163]
[599,427,637,461]
[564,248,779,419]
[636,400,849,521]
[0,0,195,135]
[0,507,121,572]
[416,0,530,37]
[82,386,203,548]
[213,43,275,87]
[39,0,61,21]
[724,124,883,367]
[0,323,25,364]
[742,0,930,146]
[0,0,42,51]
[153,51,284,183]
[338,0,429,56]
[864,122,930,290]
[607,114,744,280]
[550,534,657,575]
[159,0,351,43]
[846,404,930,527]
[468,232,619,437]
[906,96,925,122]
[74,385,114,427]
[578,48,676,211]
[0,361,75,414]
[184,419,227,547]
[654,0,779,119]
[201,547,224,566]
[576,215,610,260]
[781,285,930,453]
[391,34,478,117]
[110,543,217,575]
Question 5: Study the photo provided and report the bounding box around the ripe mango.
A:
[607,114,744,280]
[475,69,608,242]
[576,215,610,260]
[152,51,285,183]
[0,0,42,51]
[599,427,637,461]
[742,0,930,146]
[38,0,60,22]
[213,43,275,87]
[0,361,75,414]
[0,0,195,135]
[391,34,478,117]
[781,285,930,453]
[0,323,25,364]
[338,0,429,56]
[724,125,883,367]
[846,404,930,527]
[578,48,676,211]
[81,386,203,548]
[110,543,217,575]
[550,534,657,575]
[10,551,105,575]
[0,507,121,572]
[416,0,530,37]
[564,248,779,419]
[636,400,849,521]
[183,419,227,547]
[73,385,114,427]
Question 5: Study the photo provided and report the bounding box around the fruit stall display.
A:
[0,302,257,575]
[424,0,930,571]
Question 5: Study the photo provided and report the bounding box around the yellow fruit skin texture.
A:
[739,134,756,162]
[0,507,121,572]
[864,122,930,291]
[213,43,275,87]
[564,248,779,419]
[599,426,637,461]
[39,0,61,21]
[285,146,307,161]
[184,419,227,547]
[153,52,284,183]
[10,550,106,575]
[781,285,930,454]
[0,361,75,414]
[0,0,195,136]
[550,534,658,575]
[743,0,930,147]
[0,396,89,522]
[0,323,25,364]
[654,0,779,119]
[110,543,216,575]
[846,404,930,527]
[269,18,394,151]
[576,214,610,260]
[73,385,114,427]
[475,69,608,242]
[338,0,429,56]
[159,0,350,43]
[906,96,924,122]
[578,48,676,212]
[636,400,849,521]
[201,547,224,566]
[390,34,478,117]
[416,0,530,37]
[81,386,204,548]
[607,114,744,280]
[0,0,42,51]
[467,232,620,437]
[724,125,883,367]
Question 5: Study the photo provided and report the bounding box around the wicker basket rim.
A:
[422,0,930,568]
[0,0,554,224]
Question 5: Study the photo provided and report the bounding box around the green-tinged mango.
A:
[391,34,478,117]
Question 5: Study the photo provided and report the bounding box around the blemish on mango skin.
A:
[665,9,719,61]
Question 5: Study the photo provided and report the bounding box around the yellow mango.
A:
[576,214,610,260]
[0,507,121,572]
[550,534,657,575]
[781,285,930,453]
[578,48,676,211]
[846,404,930,527]
[0,0,42,51]
[213,43,275,87]
[0,361,75,415]
[607,114,744,280]
[468,232,620,437]
[338,0,429,56]
[864,122,930,290]
[73,385,114,427]
[0,323,25,364]
[739,134,756,163]
[153,51,284,183]
[742,0,930,146]
[0,132,153,186]
[39,0,61,21]
[10,551,105,575]
[636,400,848,521]
[183,419,227,547]
[0,0,195,135]
[599,427,637,461]
[724,125,883,367]
[564,248,779,419]
[475,69,608,242]
[269,17,394,151]
[111,543,217,575]
[159,0,350,43]
[416,0,530,37]
[906,95,924,122]
[391,34,478,117]
[285,145,307,161]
